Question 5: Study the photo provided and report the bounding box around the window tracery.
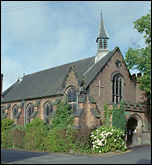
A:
[112,73,123,103]
[12,104,19,119]
[67,88,77,102]
[27,103,34,123]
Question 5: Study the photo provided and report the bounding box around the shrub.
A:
[1,118,14,131]
[51,101,73,129]
[104,104,112,127]
[8,126,25,149]
[47,127,94,153]
[47,101,75,152]
[45,101,94,153]
[47,127,75,152]
[72,128,94,153]
[1,119,14,148]
[24,118,49,151]
[90,126,127,153]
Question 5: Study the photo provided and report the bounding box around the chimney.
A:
[1,73,3,94]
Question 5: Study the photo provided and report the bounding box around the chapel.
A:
[1,13,151,146]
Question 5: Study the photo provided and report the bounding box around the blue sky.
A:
[1,1,151,91]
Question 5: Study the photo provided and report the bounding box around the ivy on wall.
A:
[104,104,112,127]
[104,102,126,131]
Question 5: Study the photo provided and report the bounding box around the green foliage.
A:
[47,101,75,152]
[104,102,126,131]
[47,127,75,152]
[1,102,93,154]
[24,118,49,151]
[104,104,112,127]
[51,101,74,129]
[112,102,126,131]
[47,101,92,153]
[1,118,14,131]
[134,10,151,45]
[72,128,93,153]
[90,126,127,153]
[1,101,127,154]
[1,119,14,148]
[8,126,25,149]
[125,10,151,99]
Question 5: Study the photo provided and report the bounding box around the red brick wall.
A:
[89,49,137,121]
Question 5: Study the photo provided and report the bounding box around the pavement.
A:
[1,145,151,164]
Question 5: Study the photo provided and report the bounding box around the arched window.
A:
[44,102,53,117]
[67,88,77,102]
[27,103,34,123]
[112,74,123,103]
[12,105,19,119]
[1,106,6,116]
[43,101,53,125]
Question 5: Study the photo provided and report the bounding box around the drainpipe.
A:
[77,86,83,111]
[23,100,26,127]
[77,93,79,111]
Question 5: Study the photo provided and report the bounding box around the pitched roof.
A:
[1,56,95,103]
[1,47,118,103]
[84,48,117,87]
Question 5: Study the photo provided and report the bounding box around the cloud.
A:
[3,4,48,43]
[1,55,24,91]
[1,1,151,91]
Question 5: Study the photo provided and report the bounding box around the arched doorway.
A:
[126,115,143,146]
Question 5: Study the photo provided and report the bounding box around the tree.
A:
[125,10,151,99]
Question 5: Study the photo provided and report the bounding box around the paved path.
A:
[1,145,151,164]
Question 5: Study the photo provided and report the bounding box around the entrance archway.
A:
[126,115,143,146]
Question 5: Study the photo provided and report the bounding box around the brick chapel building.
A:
[1,13,151,146]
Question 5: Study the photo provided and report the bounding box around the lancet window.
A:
[112,73,123,103]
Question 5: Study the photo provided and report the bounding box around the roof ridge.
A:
[25,55,95,77]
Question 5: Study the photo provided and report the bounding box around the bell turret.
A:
[95,12,109,63]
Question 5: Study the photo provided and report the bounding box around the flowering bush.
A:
[90,126,127,153]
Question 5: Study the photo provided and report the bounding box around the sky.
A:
[1,1,151,91]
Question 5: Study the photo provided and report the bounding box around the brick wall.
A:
[1,96,61,126]
[89,49,137,121]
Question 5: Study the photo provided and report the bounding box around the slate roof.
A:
[84,48,116,86]
[1,47,118,103]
